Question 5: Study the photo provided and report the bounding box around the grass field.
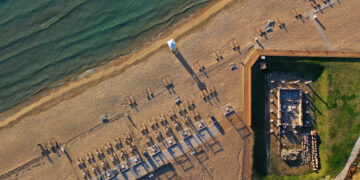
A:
[251,57,360,179]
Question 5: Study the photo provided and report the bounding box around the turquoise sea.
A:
[0,0,211,113]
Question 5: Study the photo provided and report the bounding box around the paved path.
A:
[304,0,339,50]
[335,136,360,180]
[311,17,334,50]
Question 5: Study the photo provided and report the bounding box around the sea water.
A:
[0,0,211,112]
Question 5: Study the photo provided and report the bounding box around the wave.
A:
[0,1,88,63]
[0,0,159,65]
[0,0,54,26]
[40,13,65,29]
[0,0,205,78]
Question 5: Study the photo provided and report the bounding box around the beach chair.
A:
[149,118,157,130]
[146,88,154,99]
[180,103,187,114]
[77,157,85,169]
[146,136,153,146]
[104,141,113,154]
[167,110,176,121]
[163,135,177,149]
[165,126,173,137]
[156,132,164,142]
[124,134,132,145]
[187,98,195,110]
[159,114,167,126]
[291,8,302,20]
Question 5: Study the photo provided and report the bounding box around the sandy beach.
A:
[0,0,234,126]
[1,0,360,179]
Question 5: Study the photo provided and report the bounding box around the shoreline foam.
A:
[0,0,234,129]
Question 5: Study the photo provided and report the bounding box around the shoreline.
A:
[0,0,235,129]
[2,0,360,178]
[0,0,210,118]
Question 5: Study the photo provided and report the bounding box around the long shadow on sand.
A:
[174,52,206,90]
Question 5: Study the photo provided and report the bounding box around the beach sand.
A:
[1,0,360,179]
[0,0,234,126]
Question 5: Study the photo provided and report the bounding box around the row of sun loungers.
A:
[162,77,174,89]
[126,78,175,109]
[75,132,147,179]
[37,139,60,156]
[146,97,207,151]
[195,62,206,73]
[146,88,154,99]
[214,50,224,62]
[75,95,209,179]
[200,86,217,102]
[127,96,136,108]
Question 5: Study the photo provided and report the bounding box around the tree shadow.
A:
[307,85,328,108]
[267,57,326,82]
[250,56,360,178]
[307,96,323,115]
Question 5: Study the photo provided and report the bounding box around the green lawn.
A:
[251,57,360,179]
